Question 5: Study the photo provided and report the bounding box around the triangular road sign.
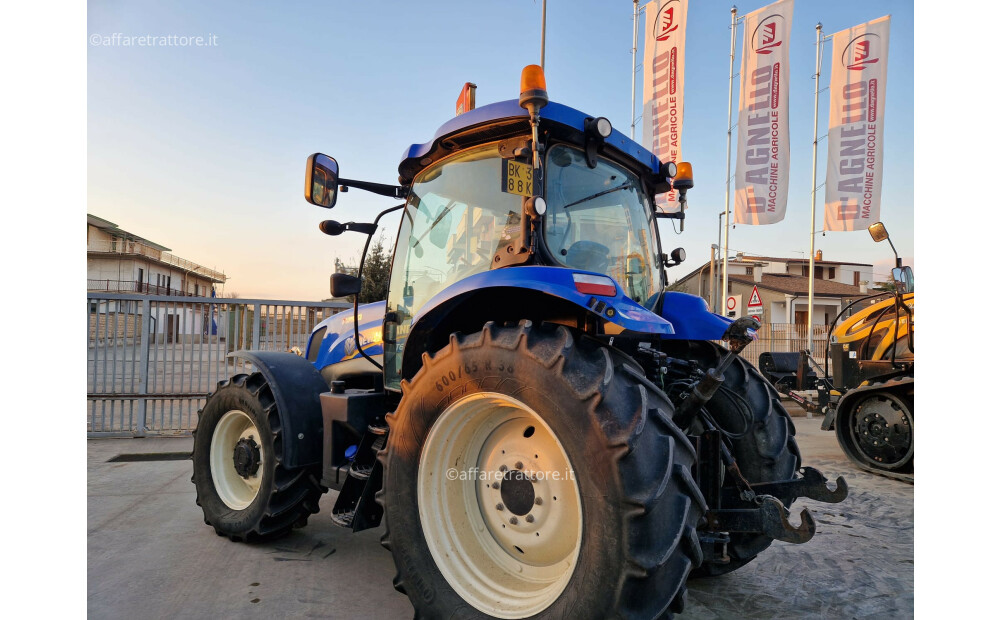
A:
[748,285,763,308]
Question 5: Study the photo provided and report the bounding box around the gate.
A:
[87,293,350,437]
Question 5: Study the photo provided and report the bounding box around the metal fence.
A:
[87,293,350,437]
[736,323,830,372]
[87,296,828,437]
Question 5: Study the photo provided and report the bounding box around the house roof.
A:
[675,255,872,287]
[736,255,871,267]
[87,214,171,252]
[728,273,866,297]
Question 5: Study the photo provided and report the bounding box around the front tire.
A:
[192,373,325,541]
[380,322,706,619]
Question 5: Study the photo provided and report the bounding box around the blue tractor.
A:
[192,66,847,618]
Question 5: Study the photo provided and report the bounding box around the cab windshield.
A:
[543,144,662,304]
[384,142,526,388]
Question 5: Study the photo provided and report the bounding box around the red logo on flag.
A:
[655,2,680,42]
[843,34,881,71]
[753,16,784,54]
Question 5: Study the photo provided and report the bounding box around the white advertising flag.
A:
[733,0,794,225]
[641,0,687,212]
[823,16,891,231]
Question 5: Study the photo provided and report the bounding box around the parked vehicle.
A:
[192,66,847,618]
[764,222,913,481]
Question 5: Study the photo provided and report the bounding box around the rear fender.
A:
[417,266,673,332]
[226,351,328,469]
[400,266,673,381]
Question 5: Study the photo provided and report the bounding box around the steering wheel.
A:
[565,241,611,274]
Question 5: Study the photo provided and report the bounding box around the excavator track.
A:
[833,378,913,481]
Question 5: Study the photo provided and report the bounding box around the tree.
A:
[358,234,392,303]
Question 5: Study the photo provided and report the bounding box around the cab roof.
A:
[398,99,662,183]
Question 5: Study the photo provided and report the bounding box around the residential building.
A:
[87,214,227,297]
[672,251,875,326]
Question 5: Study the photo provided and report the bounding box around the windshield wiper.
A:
[561,182,630,209]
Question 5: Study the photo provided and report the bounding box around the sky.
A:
[88,0,914,300]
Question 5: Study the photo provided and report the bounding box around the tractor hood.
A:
[398,99,662,184]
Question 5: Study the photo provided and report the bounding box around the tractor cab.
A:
[304,65,708,394]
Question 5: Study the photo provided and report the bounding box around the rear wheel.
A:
[380,321,706,619]
[192,373,325,541]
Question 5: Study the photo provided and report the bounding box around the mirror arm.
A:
[339,177,408,199]
[655,211,685,221]
[351,202,407,373]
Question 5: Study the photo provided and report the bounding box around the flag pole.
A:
[631,0,639,140]
[722,6,738,314]
[807,23,830,352]
[540,0,547,69]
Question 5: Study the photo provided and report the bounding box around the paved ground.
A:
[88,407,913,619]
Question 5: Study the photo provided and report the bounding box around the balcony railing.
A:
[88,279,204,296]
[88,239,227,282]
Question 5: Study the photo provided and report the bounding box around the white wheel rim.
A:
[417,392,582,618]
[210,409,265,510]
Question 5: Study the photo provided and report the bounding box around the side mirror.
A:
[892,266,914,294]
[868,221,889,243]
[330,273,362,298]
[305,154,339,208]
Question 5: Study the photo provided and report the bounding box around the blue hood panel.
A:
[309,302,385,369]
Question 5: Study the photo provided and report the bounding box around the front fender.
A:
[226,351,328,469]
[411,266,675,335]
[659,291,734,341]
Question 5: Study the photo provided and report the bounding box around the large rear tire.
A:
[379,321,706,619]
[660,341,801,578]
[192,372,325,541]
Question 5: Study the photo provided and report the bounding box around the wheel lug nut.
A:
[534,497,543,505]
[499,465,507,472]
[496,503,504,511]
[526,514,534,523]
[515,461,523,470]
[509,517,518,525]
[492,482,500,489]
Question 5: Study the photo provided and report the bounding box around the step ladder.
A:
[330,424,386,531]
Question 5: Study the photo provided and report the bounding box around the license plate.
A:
[501,160,534,197]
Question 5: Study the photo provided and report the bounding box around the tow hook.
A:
[707,496,817,545]
[720,466,849,506]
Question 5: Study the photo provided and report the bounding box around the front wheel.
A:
[192,373,325,541]
[379,322,705,619]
